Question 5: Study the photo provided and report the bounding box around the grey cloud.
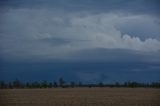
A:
[39,37,71,46]
[0,6,160,61]
[66,48,160,63]
[116,17,160,40]
[1,0,160,83]
[0,0,159,16]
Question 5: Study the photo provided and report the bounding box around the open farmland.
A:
[0,88,160,106]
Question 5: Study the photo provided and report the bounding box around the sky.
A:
[0,0,160,83]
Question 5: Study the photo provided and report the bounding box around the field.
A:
[0,88,160,106]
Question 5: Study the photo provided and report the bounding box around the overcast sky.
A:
[0,0,160,83]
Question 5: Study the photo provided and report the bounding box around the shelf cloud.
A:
[0,8,160,61]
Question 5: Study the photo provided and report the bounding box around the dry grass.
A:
[0,88,160,106]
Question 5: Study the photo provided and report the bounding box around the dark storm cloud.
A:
[0,0,160,15]
[1,8,160,61]
[0,0,160,82]
[1,58,160,83]
[65,48,160,63]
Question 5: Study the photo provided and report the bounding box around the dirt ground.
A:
[0,88,160,106]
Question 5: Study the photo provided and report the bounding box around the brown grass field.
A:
[0,88,160,106]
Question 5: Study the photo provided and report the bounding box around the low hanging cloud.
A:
[0,8,160,61]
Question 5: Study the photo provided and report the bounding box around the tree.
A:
[8,82,13,89]
[48,82,53,88]
[98,82,104,87]
[31,81,41,88]
[59,78,65,88]
[26,82,31,88]
[78,81,83,87]
[124,82,128,87]
[41,80,48,88]
[53,81,58,88]
[0,81,6,89]
[70,81,75,88]
[13,79,21,88]
[115,82,120,87]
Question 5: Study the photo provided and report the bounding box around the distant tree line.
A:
[0,78,160,89]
